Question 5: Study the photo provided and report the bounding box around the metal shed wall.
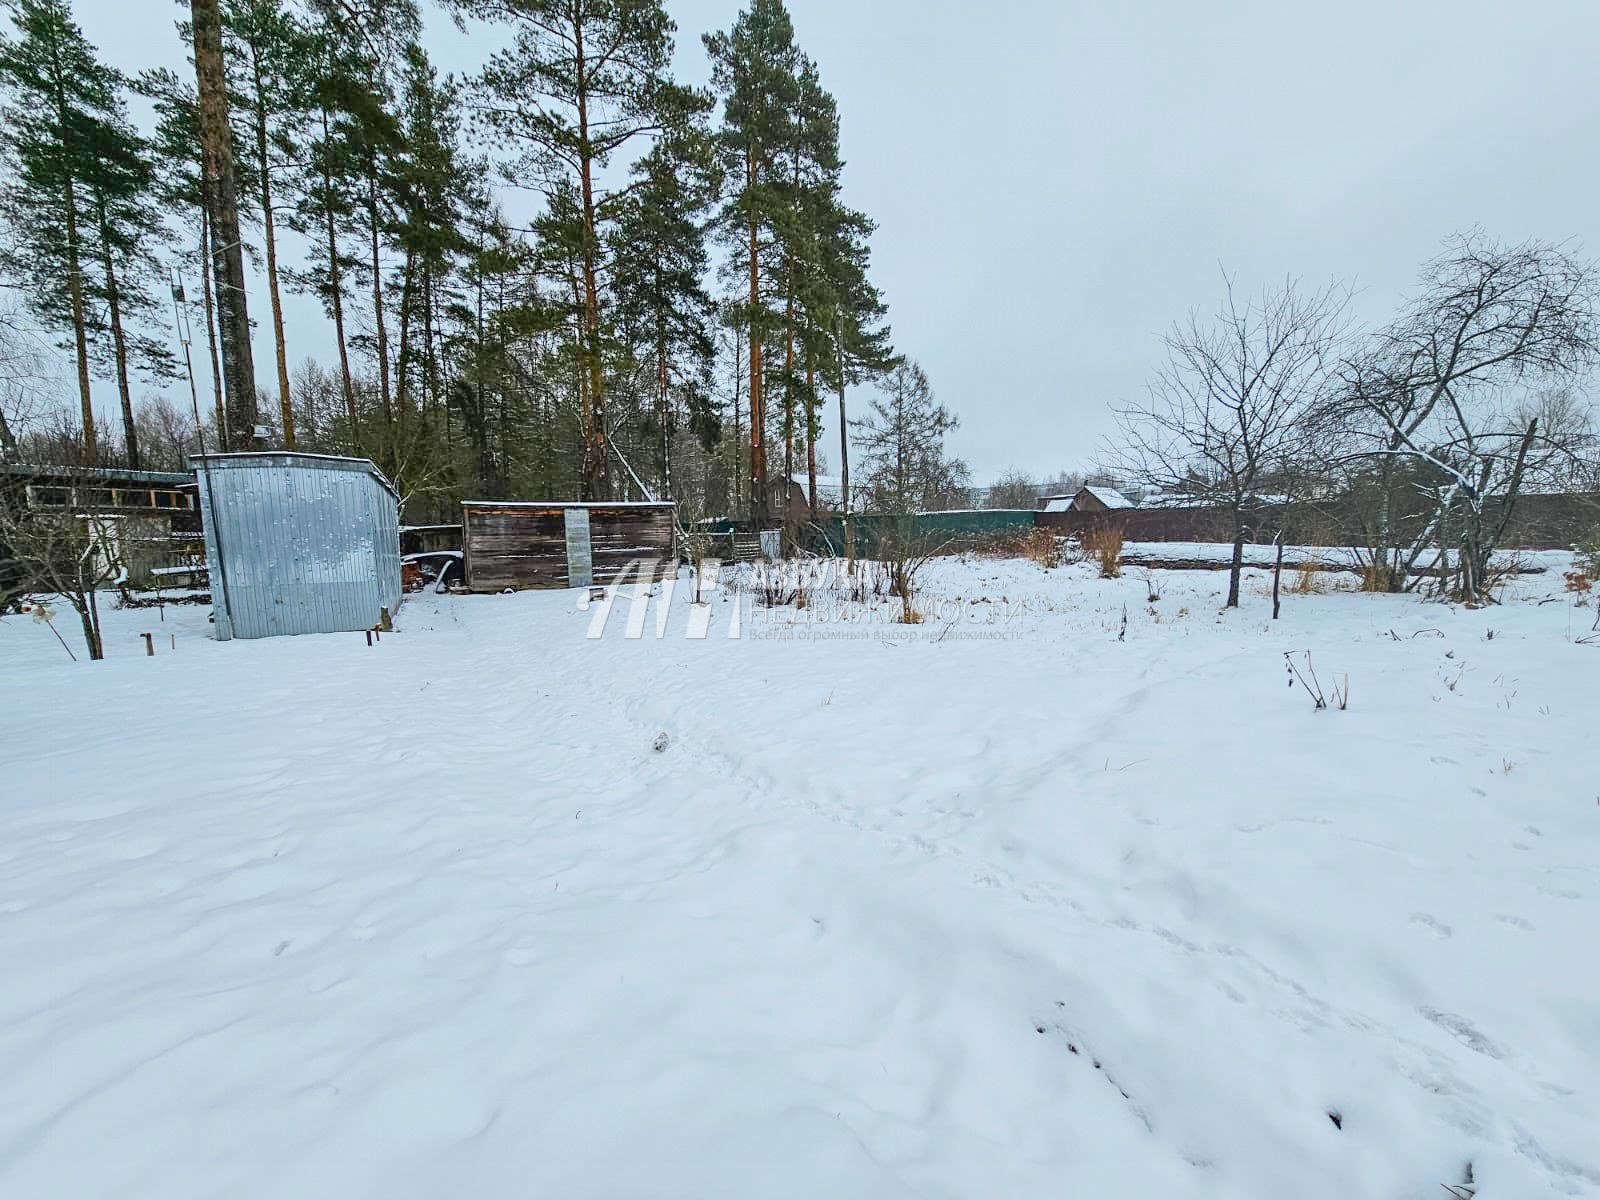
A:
[194,453,402,640]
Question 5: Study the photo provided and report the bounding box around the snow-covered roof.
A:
[1,462,194,486]
[461,499,673,510]
[1042,497,1074,513]
[1077,485,1135,510]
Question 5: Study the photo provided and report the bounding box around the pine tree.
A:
[773,55,835,499]
[609,126,721,498]
[222,0,316,447]
[390,44,472,416]
[461,0,703,499]
[286,9,386,443]
[139,67,229,446]
[0,0,174,468]
[817,196,892,532]
[855,359,964,513]
[705,0,801,524]
[447,201,528,497]
[0,0,121,461]
[298,0,417,438]
[82,102,174,470]
[190,0,258,446]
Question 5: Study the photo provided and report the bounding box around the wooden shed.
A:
[461,500,677,591]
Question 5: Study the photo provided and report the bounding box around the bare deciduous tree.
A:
[1337,232,1600,601]
[1111,274,1350,607]
[0,451,125,658]
[985,468,1039,510]
[0,307,58,460]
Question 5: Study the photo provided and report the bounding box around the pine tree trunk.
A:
[367,167,391,429]
[837,327,852,567]
[782,285,794,491]
[199,202,228,447]
[805,349,818,516]
[60,176,96,462]
[320,109,357,442]
[657,310,671,499]
[395,248,414,414]
[731,325,743,511]
[747,149,765,526]
[568,270,588,495]
[423,264,437,419]
[253,69,293,448]
[95,197,140,470]
[47,52,97,462]
[572,15,607,501]
[472,233,490,489]
[190,0,257,443]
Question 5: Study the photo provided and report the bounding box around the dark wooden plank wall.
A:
[589,507,677,585]
[1034,491,1600,550]
[463,504,677,591]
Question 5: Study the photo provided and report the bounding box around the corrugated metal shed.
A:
[194,452,402,640]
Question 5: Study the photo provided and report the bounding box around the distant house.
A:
[1040,484,1137,514]
[0,463,202,587]
[772,473,861,520]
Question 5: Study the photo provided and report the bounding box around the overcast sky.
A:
[70,0,1600,483]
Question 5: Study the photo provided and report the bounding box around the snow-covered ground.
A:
[2,555,1597,1199]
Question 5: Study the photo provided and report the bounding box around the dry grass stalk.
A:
[1081,523,1124,578]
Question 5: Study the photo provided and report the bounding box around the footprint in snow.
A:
[1420,1008,1505,1059]
[1410,913,1453,939]
[1538,886,1582,900]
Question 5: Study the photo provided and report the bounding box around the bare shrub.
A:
[1358,558,1388,592]
[876,518,950,624]
[1081,523,1124,578]
[1286,531,1328,594]
[838,559,884,604]
[994,526,1062,568]
[1290,560,1324,595]
[1478,549,1529,603]
[0,486,123,660]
